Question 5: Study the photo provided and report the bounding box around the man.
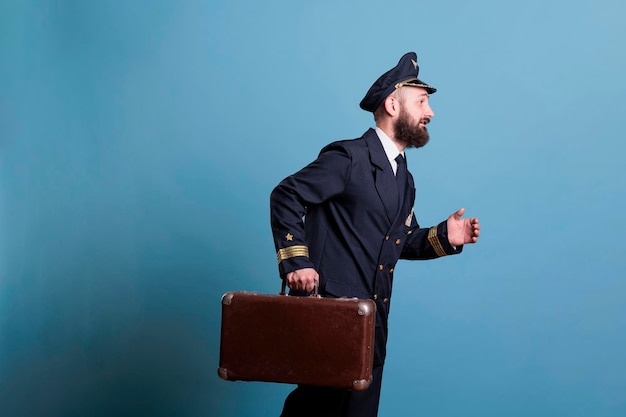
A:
[270,52,480,417]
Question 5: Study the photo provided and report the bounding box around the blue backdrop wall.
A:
[1,1,625,416]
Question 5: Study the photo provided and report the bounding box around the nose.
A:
[425,103,434,119]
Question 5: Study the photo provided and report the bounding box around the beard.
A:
[394,107,430,149]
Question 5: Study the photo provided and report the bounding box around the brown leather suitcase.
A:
[218,284,376,391]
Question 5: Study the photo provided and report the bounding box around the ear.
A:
[383,94,400,117]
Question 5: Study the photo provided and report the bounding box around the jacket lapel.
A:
[398,170,416,227]
[363,129,398,224]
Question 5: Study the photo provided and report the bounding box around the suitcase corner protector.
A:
[357,299,376,316]
[221,292,235,306]
[217,367,230,380]
[352,377,372,391]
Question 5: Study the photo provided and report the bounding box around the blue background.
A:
[1,1,625,416]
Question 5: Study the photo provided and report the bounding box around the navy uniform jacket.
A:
[270,128,461,365]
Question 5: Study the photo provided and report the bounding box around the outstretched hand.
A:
[447,208,480,247]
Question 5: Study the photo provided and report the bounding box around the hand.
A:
[285,268,319,292]
[447,208,480,247]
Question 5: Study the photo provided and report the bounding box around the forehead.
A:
[404,86,430,99]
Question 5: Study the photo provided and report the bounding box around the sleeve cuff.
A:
[427,222,463,257]
[276,245,309,264]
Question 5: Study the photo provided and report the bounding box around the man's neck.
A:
[375,123,405,153]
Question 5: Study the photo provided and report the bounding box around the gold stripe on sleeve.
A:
[428,226,447,257]
[276,245,309,264]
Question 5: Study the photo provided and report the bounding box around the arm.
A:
[270,145,352,291]
[401,208,480,260]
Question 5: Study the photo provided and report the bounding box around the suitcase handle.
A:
[280,278,320,297]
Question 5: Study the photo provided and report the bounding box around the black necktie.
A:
[395,154,407,208]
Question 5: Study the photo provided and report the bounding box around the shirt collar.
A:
[375,126,404,174]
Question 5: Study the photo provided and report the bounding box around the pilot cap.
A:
[360,52,436,112]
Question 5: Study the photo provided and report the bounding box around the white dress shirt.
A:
[375,127,404,175]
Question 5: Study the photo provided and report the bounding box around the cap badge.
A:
[411,59,418,69]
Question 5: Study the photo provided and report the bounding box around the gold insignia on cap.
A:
[285,233,293,241]
[395,78,418,89]
[411,59,418,69]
